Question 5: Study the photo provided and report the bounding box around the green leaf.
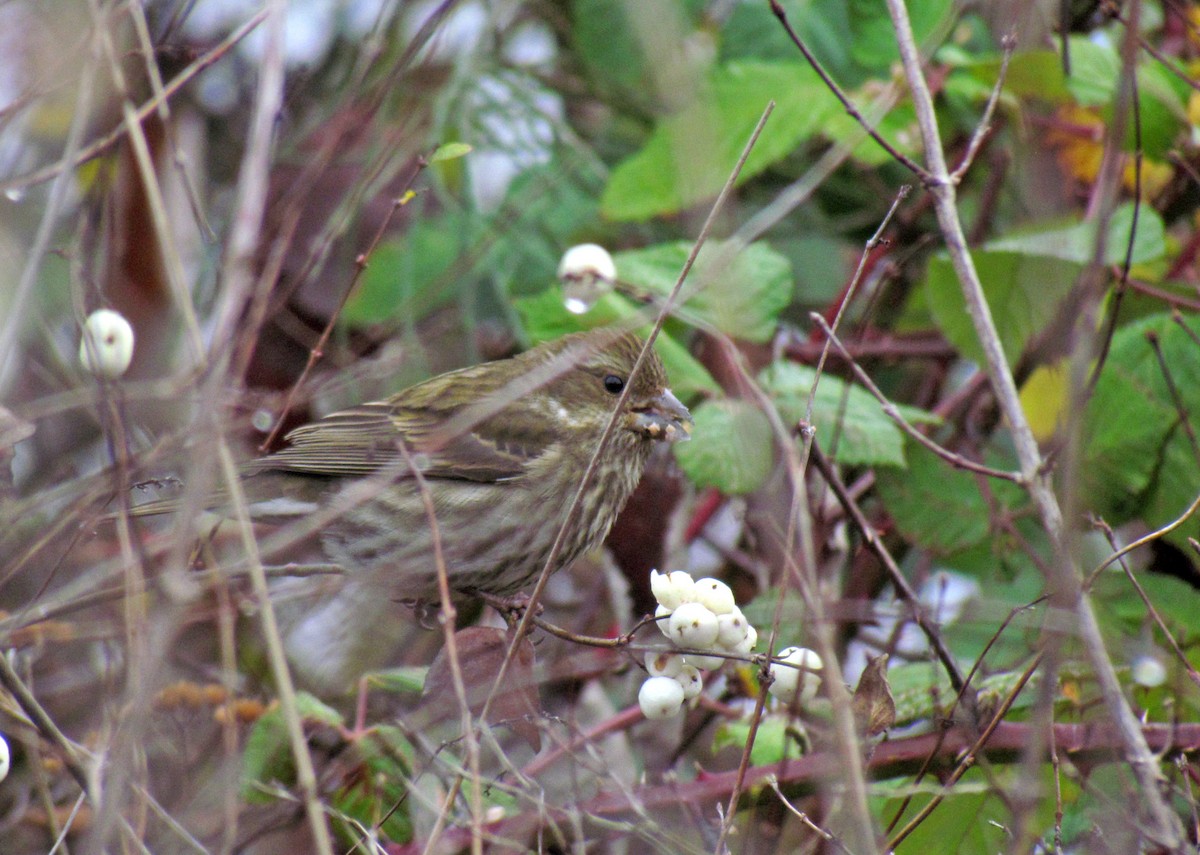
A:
[572,0,704,106]
[428,141,472,163]
[926,205,1165,367]
[601,61,842,221]
[848,0,954,70]
[614,240,793,342]
[364,667,427,695]
[332,725,414,844]
[760,361,939,468]
[1086,312,1200,547]
[242,693,344,803]
[986,204,1166,267]
[713,715,807,766]
[343,210,476,326]
[513,288,720,397]
[925,251,1080,368]
[956,48,1074,105]
[673,398,775,494]
[875,440,1026,554]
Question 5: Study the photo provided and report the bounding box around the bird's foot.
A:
[479,591,543,626]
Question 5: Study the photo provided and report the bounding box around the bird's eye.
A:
[603,374,625,394]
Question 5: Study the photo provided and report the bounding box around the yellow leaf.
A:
[1020,360,1069,443]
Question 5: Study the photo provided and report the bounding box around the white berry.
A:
[650,569,696,610]
[668,602,719,649]
[79,309,135,379]
[655,604,673,637]
[0,732,8,783]
[768,647,823,704]
[693,577,736,615]
[675,664,703,700]
[557,243,616,284]
[645,650,683,678]
[715,608,750,650]
[639,676,685,719]
[684,652,725,671]
[734,624,759,654]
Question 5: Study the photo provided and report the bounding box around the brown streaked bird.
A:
[142,329,692,603]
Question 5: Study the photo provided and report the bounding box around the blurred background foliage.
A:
[2,0,1200,853]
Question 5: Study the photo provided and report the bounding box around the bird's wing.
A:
[254,397,559,483]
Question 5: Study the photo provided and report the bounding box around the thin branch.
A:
[0,10,268,198]
[259,171,423,452]
[949,34,1015,183]
[767,0,927,179]
[883,0,1181,844]
[809,314,1023,483]
[0,654,93,798]
[216,440,333,855]
[482,102,778,723]
[808,439,968,695]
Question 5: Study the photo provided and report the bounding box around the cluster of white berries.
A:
[79,309,135,379]
[638,570,758,720]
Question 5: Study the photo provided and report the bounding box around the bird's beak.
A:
[629,388,693,442]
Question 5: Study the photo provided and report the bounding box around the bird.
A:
[140,329,693,603]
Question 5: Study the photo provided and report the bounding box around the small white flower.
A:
[650,569,696,610]
[768,647,823,704]
[79,309,135,379]
[668,602,719,650]
[639,676,685,719]
[692,577,736,615]
[645,650,683,678]
[675,664,703,700]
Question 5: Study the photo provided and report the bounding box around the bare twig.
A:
[808,440,967,691]
[482,102,778,725]
[767,0,926,178]
[809,314,1023,483]
[0,654,93,797]
[883,0,1182,845]
[949,34,1015,183]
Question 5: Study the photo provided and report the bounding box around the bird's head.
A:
[542,331,693,444]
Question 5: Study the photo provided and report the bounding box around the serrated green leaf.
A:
[601,61,842,221]
[242,693,344,803]
[875,441,1026,554]
[1086,312,1200,548]
[759,361,938,468]
[513,288,719,397]
[614,240,792,342]
[986,204,1165,267]
[673,398,774,494]
[925,251,1080,368]
[428,141,472,163]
